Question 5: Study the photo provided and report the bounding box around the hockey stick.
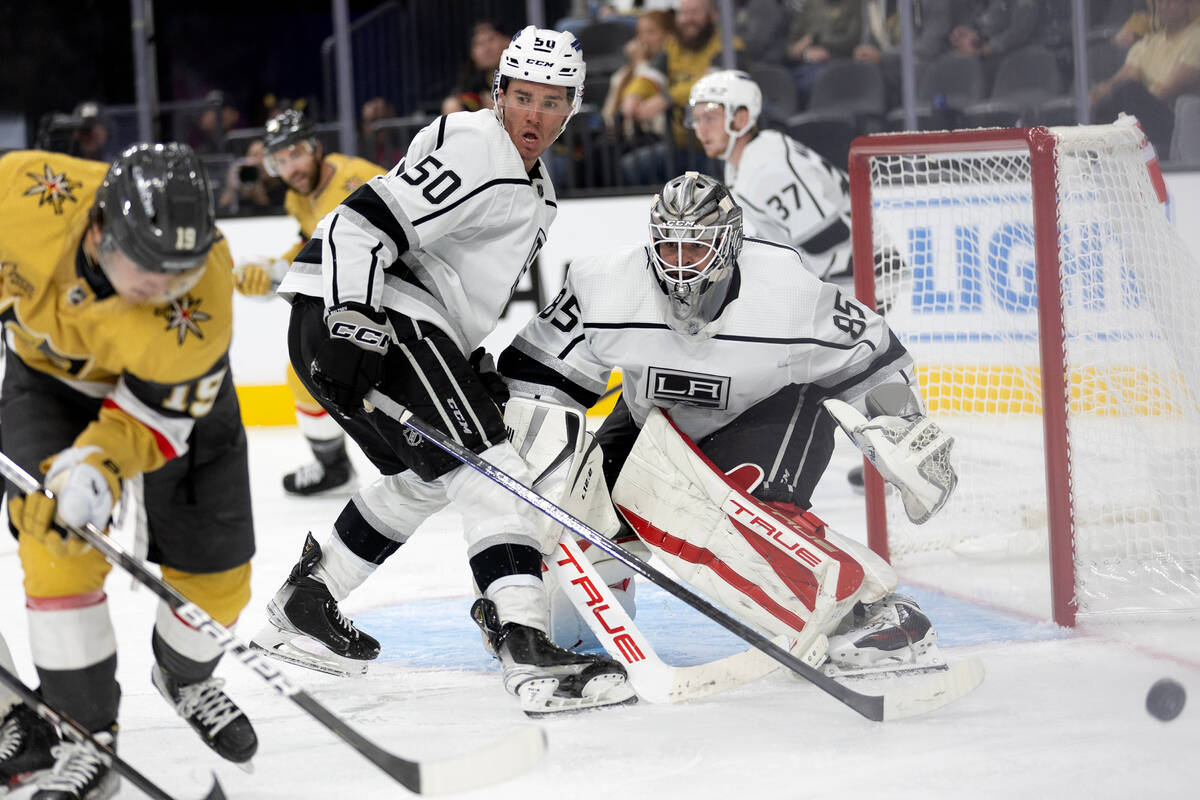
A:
[549,534,783,703]
[0,664,223,800]
[0,452,546,796]
[365,390,984,722]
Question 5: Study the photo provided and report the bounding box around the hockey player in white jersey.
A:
[499,172,958,677]
[251,27,634,715]
[688,70,854,280]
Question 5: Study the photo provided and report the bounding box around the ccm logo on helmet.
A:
[528,59,555,67]
[330,321,391,349]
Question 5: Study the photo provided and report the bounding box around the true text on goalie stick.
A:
[365,389,984,722]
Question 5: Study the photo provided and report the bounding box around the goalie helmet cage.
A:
[848,119,1200,627]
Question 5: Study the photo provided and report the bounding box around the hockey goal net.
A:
[848,118,1200,626]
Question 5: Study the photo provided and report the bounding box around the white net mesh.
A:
[861,120,1200,619]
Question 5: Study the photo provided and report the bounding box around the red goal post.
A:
[847,120,1199,627]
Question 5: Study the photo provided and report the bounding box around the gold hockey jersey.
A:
[279,152,386,263]
[0,149,235,480]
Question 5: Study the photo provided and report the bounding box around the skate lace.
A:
[291,462,326,489]
[174,678,242,737]
[328,602,360,640]
[39,741,105,791]
[0,712,23,760]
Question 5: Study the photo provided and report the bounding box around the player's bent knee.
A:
[161,562,252,626]
[19,532,113,597]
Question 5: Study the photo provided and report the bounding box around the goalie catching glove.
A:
[9,445,122,557]
[311,301,395,417]
[823,384,957,524]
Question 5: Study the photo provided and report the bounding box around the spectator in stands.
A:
[854,0,960,106]
[442,21,507,114]
[949,0,1042,69]
[1113,1,1154,47]
[601,9,674,144]
[1091,0,1200,154]
[188,91,242,155]
[736,0,789,66]
[360,96,405,168]
[785,0,864,108]
[218,138,286,216]
[619,0,742,185]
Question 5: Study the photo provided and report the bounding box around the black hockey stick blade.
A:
[364,390,984,722]
[0,663,222,800]
[0,451,547,794]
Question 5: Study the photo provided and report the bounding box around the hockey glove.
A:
[10,446,122,557]
[823,398,957,525]
[233,263,273,296]
[310,301,395,418]
[470,347,510,409]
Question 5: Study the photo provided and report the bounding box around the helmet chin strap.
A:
[722,112,749,161]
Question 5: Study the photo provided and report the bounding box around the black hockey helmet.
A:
[263,108,315,154]
[95,142,218,274]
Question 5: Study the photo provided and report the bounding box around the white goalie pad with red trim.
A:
[611,408,895,651]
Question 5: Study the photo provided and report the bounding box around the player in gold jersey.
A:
[0,144,257,799]
[233,110,386,496]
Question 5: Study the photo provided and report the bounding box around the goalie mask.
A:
[493,26,586,138]
[688,71,762,160]
[94,142,217,303]
[649,172,743,335]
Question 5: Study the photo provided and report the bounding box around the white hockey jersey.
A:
[503,239,914,442]
[726,130,853,279]
[278,110,557,352]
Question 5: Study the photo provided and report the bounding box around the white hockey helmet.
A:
[493,26,587,132]
[649,172,744,335]
[688,70,762,159]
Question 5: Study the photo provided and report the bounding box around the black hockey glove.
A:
[310,301,395,418]
[469,346,510,409]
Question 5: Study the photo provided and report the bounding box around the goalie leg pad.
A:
[612,409,875,653]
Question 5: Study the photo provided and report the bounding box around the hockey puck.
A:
[1146,678,1186,722]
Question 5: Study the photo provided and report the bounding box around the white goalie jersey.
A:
[278,109,557,351]
[503,239,915,441]
[726,131,853,279]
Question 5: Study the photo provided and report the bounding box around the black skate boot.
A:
[471,598,636,716]
[282,454,355,496]
[250,533,380,676]
[32,724,119,800]
[152,665,257,765]
[825,594,944,677]
[0,703,58,791]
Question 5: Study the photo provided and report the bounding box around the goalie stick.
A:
[0,664,223,800]
[365,390,984,722]
[548,534,784,703]
[0,451,546,796]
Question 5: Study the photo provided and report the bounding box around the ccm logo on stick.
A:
[553,543,646,664]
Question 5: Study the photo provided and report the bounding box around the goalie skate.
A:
[472,599,637,717]
[821,594,946,680]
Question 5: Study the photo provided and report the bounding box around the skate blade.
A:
[235,759,255,775]
[518,675,638,717]
[821,649,949,680]
[248,630,369,678]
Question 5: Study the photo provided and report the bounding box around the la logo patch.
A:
[24,164,81,215]
[156,294,211,345]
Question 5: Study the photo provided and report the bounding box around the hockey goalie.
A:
[499,171,959,680]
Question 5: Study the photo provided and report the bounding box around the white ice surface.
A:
[2,429,1199,799]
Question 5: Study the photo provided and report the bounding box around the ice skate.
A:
[282,457,355,496]
[823,594,946,679]
[250,534,379,677]
[0,703,58,792]
[471,599,636,717]
[152,666,257,767]
[31,726,119,800]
